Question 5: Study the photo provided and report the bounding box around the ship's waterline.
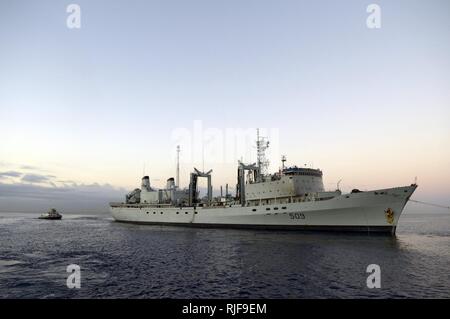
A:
[111,185,416,234]
[110,130,417,234]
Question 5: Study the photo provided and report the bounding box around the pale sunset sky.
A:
[0,0,449,211]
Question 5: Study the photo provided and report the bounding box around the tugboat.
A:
[39,208,62,220]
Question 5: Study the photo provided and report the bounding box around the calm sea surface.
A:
[0,208,449,298]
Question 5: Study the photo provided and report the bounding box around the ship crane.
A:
[236,161,259,206]
[189,168,213,206]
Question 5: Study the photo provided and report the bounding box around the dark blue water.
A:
[1,210,449,298]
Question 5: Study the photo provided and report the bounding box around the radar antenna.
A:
[256,128,270,181]
[281,155,287,171]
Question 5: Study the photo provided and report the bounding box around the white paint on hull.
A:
[110,185,416,231]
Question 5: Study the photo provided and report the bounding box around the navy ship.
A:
[110,130,416,235]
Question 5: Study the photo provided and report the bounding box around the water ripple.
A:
[0,212,449,298]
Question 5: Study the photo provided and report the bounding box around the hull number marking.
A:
[289,212,305,220]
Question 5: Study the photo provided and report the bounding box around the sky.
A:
[0,0,449,212]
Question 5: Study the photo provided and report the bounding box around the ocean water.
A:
[0,208,449,299]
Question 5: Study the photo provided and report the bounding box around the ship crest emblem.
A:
[385,208,394,224]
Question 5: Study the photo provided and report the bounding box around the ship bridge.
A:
[282,166,323,178]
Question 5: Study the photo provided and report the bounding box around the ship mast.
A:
[281,155,286,171]
[256,128,270,182]
[176,145,180,188]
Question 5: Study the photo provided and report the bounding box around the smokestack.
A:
[220,186,223,197]
[141,176,151,192]
[225,184,228,197]
[166,178,175,189]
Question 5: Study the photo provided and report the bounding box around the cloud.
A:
[0,171,23,179]
[0,167,127,213]
[21,173,52,183]
[0,181,126,213]
[20,165,40,170]
[0,161,12,167]
[57,180,78,186]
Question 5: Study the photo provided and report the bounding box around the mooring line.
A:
[409,199,450,210]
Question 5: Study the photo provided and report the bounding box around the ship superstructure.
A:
[110,130,417,235]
